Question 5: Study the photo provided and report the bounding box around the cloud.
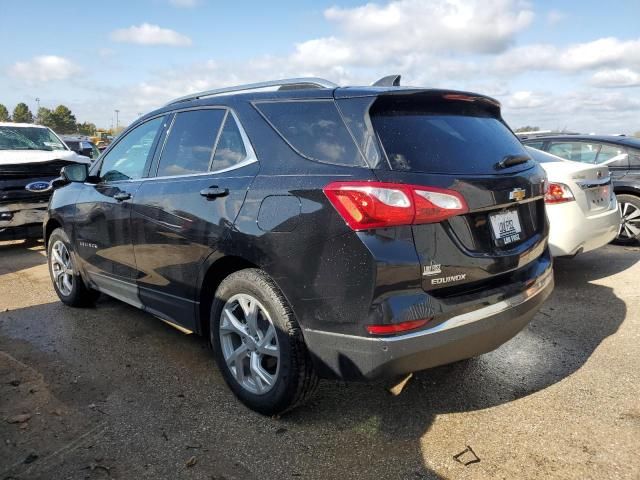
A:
[169,0,200,7]
[289,0,534,69]
[590,68,640,88]
[8,55,81,84]
[546,9,565,25]
[494,37,640,74]
[110,23,192,46]
[505,91,550,109]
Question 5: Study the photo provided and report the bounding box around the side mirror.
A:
[61,163,89,183]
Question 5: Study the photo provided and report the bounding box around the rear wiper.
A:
[496,154,531,169]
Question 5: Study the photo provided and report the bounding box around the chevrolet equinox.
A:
[45,77,554,414]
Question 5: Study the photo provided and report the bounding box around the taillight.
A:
[544,182,575,204]
[366,318,430,335]
[323,181,468,230]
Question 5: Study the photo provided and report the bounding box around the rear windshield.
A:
[371,99,529,174]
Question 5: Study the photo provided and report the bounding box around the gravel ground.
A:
[0,239,638,479]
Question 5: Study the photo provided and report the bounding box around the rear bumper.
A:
[0,201,48,239]
[304,266,553,380]
[547,201,620,256]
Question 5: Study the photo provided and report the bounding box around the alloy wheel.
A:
[618,201,640,241]
[219,293,280,395]
[50,240,74,296]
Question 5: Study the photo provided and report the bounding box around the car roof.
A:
[0,122,48,128]
[522,134,640,148]
[135,82,501,130]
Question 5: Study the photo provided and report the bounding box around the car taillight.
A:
[366,318,431,335]
[544,182,575,204]
[323,181,468,230]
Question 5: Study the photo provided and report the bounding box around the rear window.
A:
[255,100,365,167]
[370,100,529,174]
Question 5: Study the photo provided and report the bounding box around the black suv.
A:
[521,134,640,244]
[45,77,553,414]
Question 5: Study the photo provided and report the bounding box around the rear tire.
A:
[613,194,640,245]
[210,269,318,415]
[47,228,100,307]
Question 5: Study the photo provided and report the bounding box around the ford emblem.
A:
[25,181,52,193]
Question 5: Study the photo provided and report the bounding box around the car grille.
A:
[0,160,73,179]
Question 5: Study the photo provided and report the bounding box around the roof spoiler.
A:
[371,75,401,87]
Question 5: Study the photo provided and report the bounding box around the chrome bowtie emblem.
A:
[509,188,526,202]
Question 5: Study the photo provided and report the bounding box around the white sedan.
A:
[526,147,620,257]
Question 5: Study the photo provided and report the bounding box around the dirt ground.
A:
[0,239,638,479]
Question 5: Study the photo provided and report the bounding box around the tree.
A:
[0,104,10,122]
[12,103,34,123]
[51,105,77,134]
[37,107,54,127]
[76,122,97,136]
[634,131,640,138]
[514,126,540,133]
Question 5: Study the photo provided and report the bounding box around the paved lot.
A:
[0,239,638,479]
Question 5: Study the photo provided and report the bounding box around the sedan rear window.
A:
[370,99,529,174]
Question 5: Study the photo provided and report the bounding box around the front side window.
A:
[547,142,599,163]
[0,126,67,151]
[156,109,225,177]
[255,100,364,166]
[99,116,164,182]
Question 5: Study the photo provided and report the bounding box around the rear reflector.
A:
[323,181,468,230]
[544,182,575,204]
[366,319,430,335]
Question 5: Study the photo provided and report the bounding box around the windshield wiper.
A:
[496,154,530,169]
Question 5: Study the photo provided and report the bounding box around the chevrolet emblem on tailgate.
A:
[509,188,526,202]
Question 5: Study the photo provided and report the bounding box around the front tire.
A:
[47,228,100,307]
[210,269,318,415]
[614,194,640,245]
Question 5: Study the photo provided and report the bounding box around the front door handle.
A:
[200,186,229,199]
[114,192,131,202]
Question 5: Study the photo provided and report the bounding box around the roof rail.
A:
[165,77,338,106]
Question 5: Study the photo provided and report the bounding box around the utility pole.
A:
[114,109,120,130]
[35,97,40,123]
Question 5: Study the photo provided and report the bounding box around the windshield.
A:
[0,126,68,151]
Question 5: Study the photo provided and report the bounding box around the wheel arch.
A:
[614,185,640,198]
[197,254,259,339]
[44,217,63,249]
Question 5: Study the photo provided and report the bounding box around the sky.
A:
[1,0,640,133]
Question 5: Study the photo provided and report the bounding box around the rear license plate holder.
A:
[489,209,523,247]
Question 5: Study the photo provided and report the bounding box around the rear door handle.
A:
[200,186,229,199]
[114,192,131,202]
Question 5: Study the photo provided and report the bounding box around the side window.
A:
[596,144,628,167]
[255,100,365,167]
[524,141,544,150]
[629,149,640,167]
[100,117,164,182]
[547,142,599,163]
[157,109,225,177]
[210,113,248,171]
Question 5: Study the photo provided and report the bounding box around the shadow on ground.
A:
[0,239,46,276]
[0,246,634,479]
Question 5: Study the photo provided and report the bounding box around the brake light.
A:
[323,181,468,230]
[544,182,575,204]
[366,318,430,335]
